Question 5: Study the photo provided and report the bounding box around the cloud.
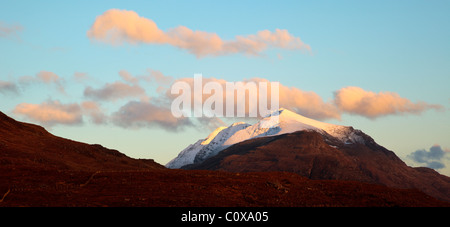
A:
[277,82,340,120]
[36,71,66,94]
[13,100,83,126]
[87,9,311,58]
[111,100,225,131]
[84,70,159,102]
[84,81,147,101]
[118,70,139,85]
[0,80,19,95]
[36,71,60,83]
[0,21,23,40]
[165,76,341,121]
[19,71,66,94]
[12,99,109,127]
[73,72,90,82]
[166,76,438,122]
[408,145,450,170]
[118,69,174,87]
[81,101,107,124]
[145,69,174,86]
[334,86,443,118]
[11,69,443,132]
[111,101,192,131]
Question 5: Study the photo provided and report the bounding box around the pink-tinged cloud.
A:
[118,70,139,85]
[81,101,107,124]
[0,21,23,40]
[19,71,66,94]
[73,72,89,82]
[117,69,174,87]
[165,76,340,120]
[278,84,341,120]
[240,77,340,120]
[36,71,60,83]
[146,69,174,86]
[87,9,311,58]
[13,100,83,126]
[111,101,192,131]
[84,81,147,101]
[334,86,443,118]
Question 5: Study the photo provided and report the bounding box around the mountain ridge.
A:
[167,108,372,168]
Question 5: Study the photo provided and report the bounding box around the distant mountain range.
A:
[170,108,450,202]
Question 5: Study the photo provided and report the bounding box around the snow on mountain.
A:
[165,122,251,169]
[166,108,365,169]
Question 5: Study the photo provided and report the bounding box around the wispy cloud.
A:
[19,71,66,94]
[334,86,443,119]
[145,69,174,86]
[118,69,174,86]
[81,101,108,125]
[0,21,23,40]
[87,9,311,58]
[84,81,147,101]
[111,100,192,131]
[0,80,19,95]
[73,72,90,82]
[83,70,149,102]
[118,70,139,85]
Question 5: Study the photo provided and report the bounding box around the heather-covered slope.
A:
[0,111,163,171]
[185,130,450,202]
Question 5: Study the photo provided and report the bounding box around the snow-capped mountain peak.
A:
[201,126,227,145]
[166,108,365,169]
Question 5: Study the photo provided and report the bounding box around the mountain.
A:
[167,108,367,168]
[175,108,450,202]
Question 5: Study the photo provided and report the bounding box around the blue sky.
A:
[1,1,449,175]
